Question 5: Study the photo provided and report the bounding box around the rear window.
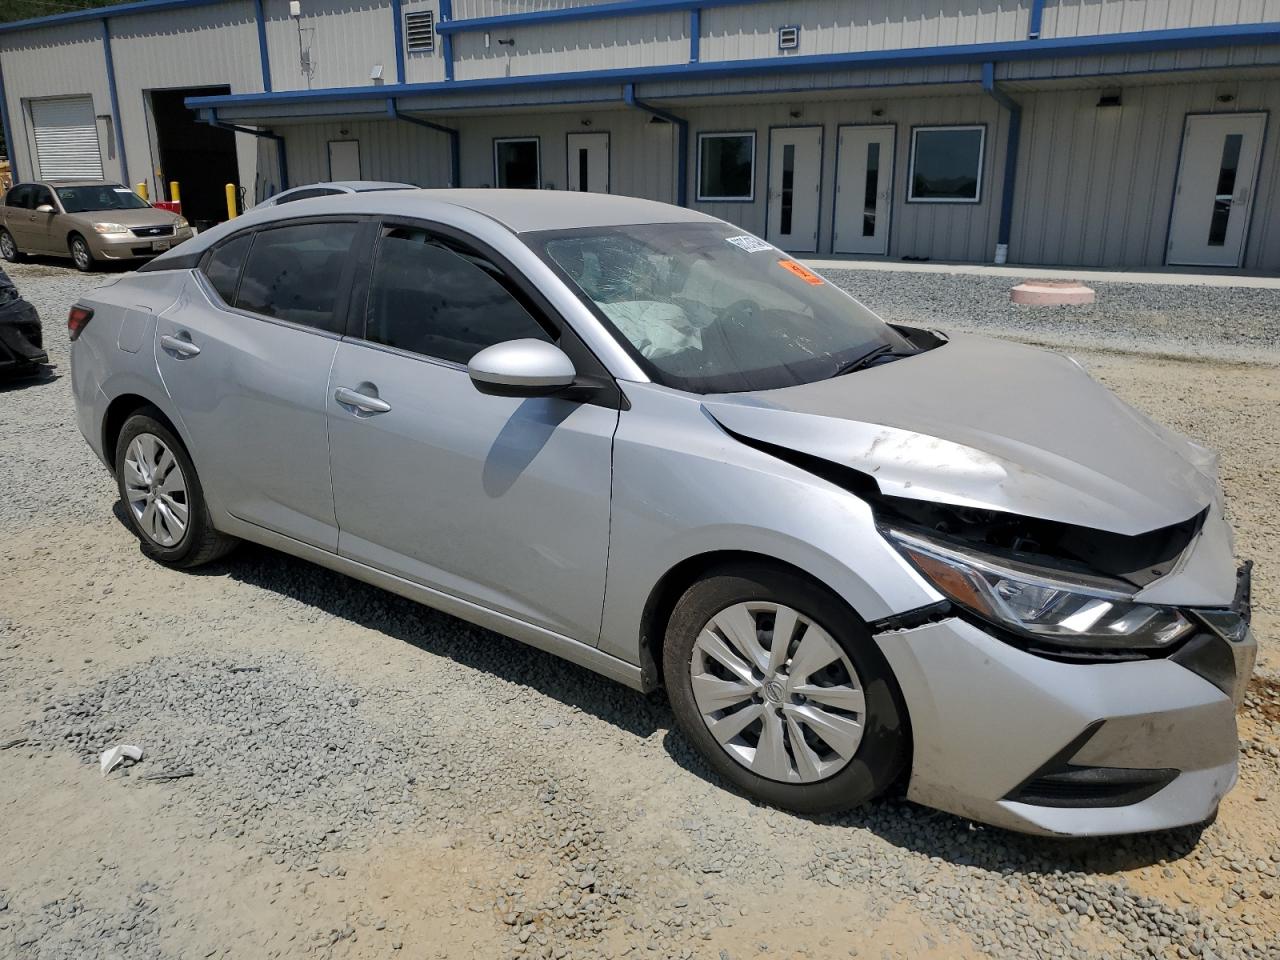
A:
[234,222,361,332]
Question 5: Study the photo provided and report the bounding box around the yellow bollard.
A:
[225,183,238,220]
[169,181,181,204]
[135,181,148,201]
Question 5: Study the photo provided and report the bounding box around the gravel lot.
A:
[1,260,1278,960]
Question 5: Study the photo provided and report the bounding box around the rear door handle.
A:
[159,333,201,358]
[334,386,391,414]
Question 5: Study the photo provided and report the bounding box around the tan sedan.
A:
[0,181,192,272]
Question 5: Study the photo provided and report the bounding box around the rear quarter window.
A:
[200,233,253,305]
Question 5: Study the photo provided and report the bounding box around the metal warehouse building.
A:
[2,0,1280,270]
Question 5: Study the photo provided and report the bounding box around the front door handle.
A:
[159,333,201,358]
[334,386,391,414]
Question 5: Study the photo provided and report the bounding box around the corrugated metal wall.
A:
[1040,0,1280,38]
[403,0,448,84]
[1009,78,1280,270]
[263,0,396,92]
[108,1,265,197]
[452,0,618,18]
[1002,44,1280,81]
[453,108,676,201]
[700,0,1029,61]
[451,13,688,80]
[0,22,112,182]
[278,116,453,186]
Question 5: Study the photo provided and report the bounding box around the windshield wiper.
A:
[831,343,914,377]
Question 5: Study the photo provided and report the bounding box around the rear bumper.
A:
[874,616,1250,836]
[0,303,47,371]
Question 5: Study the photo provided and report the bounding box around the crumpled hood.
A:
[703,334,1219,536]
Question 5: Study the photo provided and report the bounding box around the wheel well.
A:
[639,550,866,690]
[101,395,179,473]
[67,230,85,250]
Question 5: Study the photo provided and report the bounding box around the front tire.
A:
[114,409,236,567]
[0,228,23,262]
[663,563,909,814]
[69,233,95,272]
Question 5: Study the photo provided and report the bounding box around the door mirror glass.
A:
[35,204,55,213]
[468,339,575,397]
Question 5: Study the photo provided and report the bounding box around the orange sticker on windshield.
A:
[777,259,824,285]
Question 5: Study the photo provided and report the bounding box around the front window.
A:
[529,221,909,394]
[697,132,755,201]
[908,126,985,203]
[55,184,151,213]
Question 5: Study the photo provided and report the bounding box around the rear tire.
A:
[69,233,95,272]
[114,408,236,568]
[663,563,910,815]
[0,228,23,263]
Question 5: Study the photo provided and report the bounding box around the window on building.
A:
[494,138,540,189]
[908,126,985,203]
[234,222,361,332]
[201,232,253,305]
[697,132,755,202]
[364,226,551,365]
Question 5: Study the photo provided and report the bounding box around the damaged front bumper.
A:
[874,610,1253,836]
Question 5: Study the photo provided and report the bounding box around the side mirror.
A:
[35,204,55,213]
[468,339,576,398]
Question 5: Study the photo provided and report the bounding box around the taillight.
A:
[67,305,94,341]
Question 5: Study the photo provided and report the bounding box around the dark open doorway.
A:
[149,86,239,229]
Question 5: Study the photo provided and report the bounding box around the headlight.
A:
[885,528,1194,651]
[92,222,131,236]
[174,216,190,230]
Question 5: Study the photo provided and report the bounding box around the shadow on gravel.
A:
[662,722,1209,873]
[107,500,1211,875]
[188,537,670,741]
[0,366,59,392]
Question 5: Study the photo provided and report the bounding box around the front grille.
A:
[130,225,174,238]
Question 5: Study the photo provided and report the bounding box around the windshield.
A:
[528,222,908,393]
[55,185,151,214]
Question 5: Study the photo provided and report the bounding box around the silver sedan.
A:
[68,190,1254,836]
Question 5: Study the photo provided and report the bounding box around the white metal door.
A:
[833,125,894,256]
[766,126,822,253]
[1167,113,1266,268]
[30,97,104,181]
[566,132,609,193]
[327,139,361,181]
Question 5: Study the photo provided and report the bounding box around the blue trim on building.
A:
[435,0,770,35]
[185,22,1280,112]
[440,0,455,82]
[1028,0,1046,40]
[623,83,687,207]
[0,59,17,182]
[689,8,700,63]
[101,18,129,185]
[386,98,459,186]
[0,0,227,35]
[390,0,406,84]
[982,61,1021,252]
[253,0,272,92]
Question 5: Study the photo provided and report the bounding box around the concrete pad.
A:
[1010,280,1096,306]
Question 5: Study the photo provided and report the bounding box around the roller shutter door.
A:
[31,97,104,181]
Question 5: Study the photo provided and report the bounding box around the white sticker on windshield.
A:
[113,188,134,193]
[725,235,773,253]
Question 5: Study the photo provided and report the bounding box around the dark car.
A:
[0,264,46,375]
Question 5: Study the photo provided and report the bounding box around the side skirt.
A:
[218,513,648,692]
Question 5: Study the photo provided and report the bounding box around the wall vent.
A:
[405,10,435,52]
[778,25,799,50]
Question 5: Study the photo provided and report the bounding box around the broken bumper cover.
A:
[874,615,1252,836]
